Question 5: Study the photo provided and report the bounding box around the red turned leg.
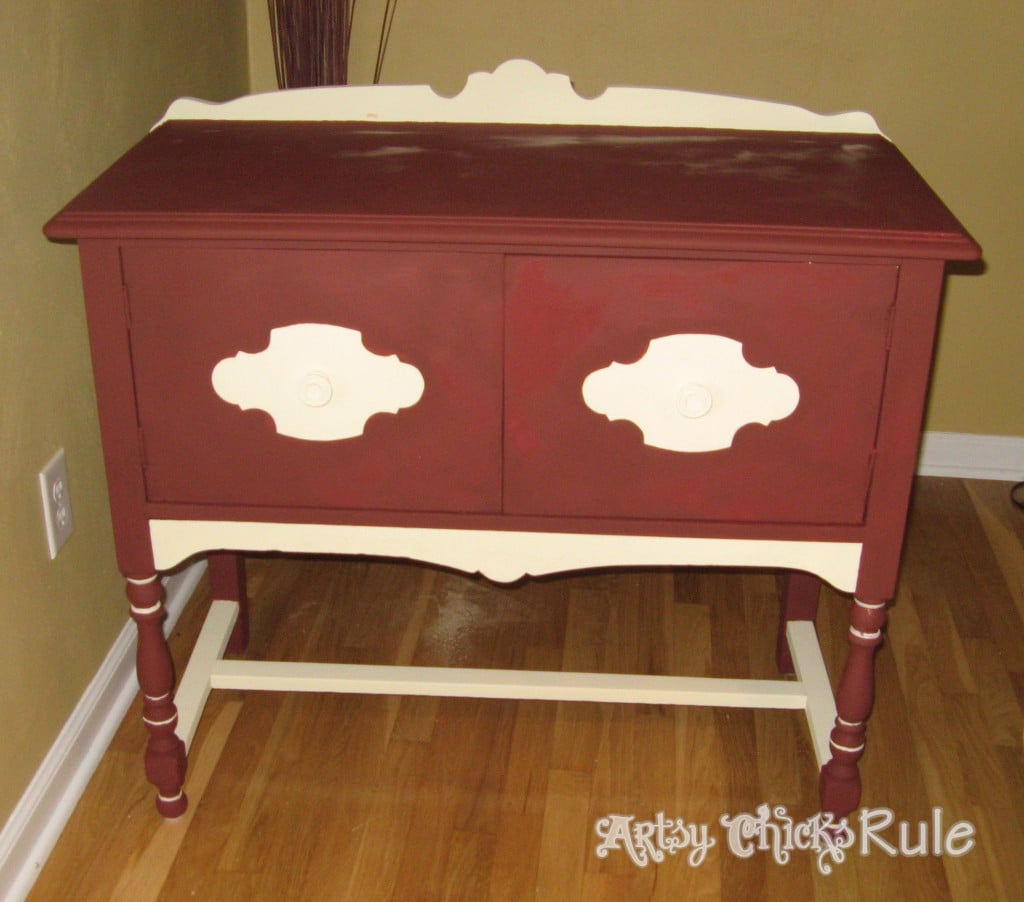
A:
[127,575,188,818]
[207,552,249,654]
[819,597,888,818]
[776,572,821,674]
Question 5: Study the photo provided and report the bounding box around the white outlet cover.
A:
[40,448,74,558]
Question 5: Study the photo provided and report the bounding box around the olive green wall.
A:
[0,3,248,827]
[249,0,1022,437]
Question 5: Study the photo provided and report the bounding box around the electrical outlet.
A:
[40,448,75,559]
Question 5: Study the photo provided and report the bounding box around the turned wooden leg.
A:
[776,572,821,674]
[127,575,188,818]
[819,597,888,818]
[207,552,249,654]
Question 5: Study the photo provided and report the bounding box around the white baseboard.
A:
[0,561,206,902]
[918,431,1024,481]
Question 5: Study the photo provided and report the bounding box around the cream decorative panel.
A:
[157,59,881,135]
[149,519,862,593]
[581,333,799,452]
[211,323,424,441]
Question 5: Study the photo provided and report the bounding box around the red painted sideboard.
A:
[47,93,979,821]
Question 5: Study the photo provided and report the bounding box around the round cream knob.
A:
[679,384,713,418]
[298,372,333,408]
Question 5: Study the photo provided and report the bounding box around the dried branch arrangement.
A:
[268,0,397,88]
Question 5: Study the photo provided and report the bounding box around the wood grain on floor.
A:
[29,478,1024,900]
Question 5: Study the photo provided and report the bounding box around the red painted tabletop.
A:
[45,120,979,259]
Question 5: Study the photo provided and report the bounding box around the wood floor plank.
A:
[27,477,1024,900]
[535,769,592,901]
[109,700,243,901]
[966,481,1024,616]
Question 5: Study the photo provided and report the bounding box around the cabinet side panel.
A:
[856,259,946,600]
[77,241,153,574]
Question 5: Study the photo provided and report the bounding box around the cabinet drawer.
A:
[124,246,503,512]
[504,256,897,525]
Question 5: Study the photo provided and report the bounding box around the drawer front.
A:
[124,245,503,512]
[504,256,898,525]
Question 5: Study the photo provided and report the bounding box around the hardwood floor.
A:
[30,478,1024,900]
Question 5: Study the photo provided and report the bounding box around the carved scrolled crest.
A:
[157,58,881,134]
[211,323,424,441]
[582,333,799,453]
